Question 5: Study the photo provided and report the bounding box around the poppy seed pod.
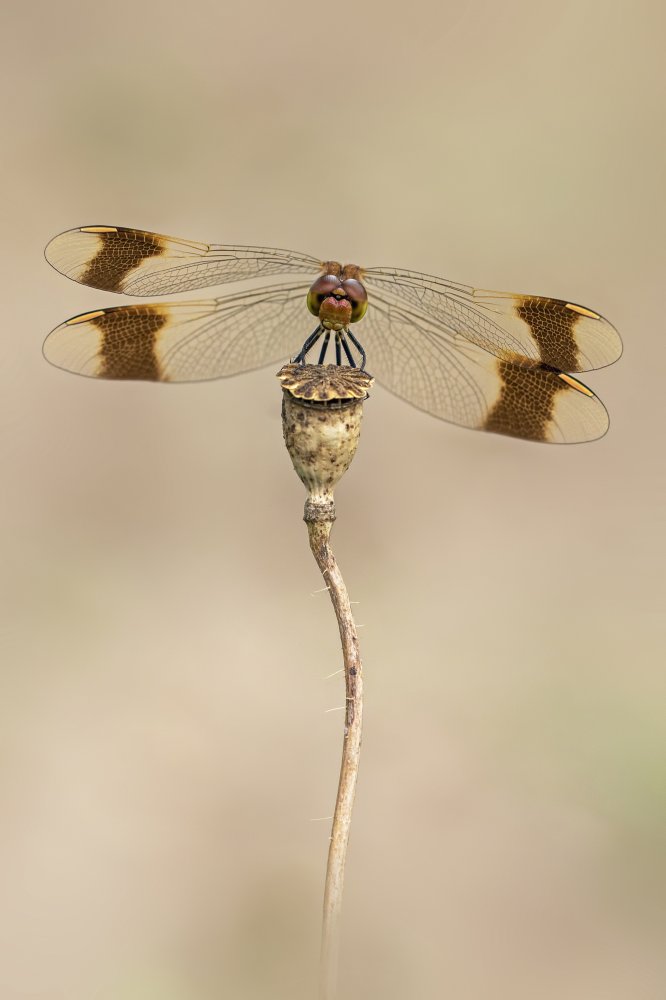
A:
[277,363,373,522]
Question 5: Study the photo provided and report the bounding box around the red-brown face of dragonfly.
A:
[307,268,368,331]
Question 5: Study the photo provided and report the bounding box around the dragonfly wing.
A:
[359,296,610,443]
[45,226,322,295]
[43,282,315,382]
[364,267,622,373]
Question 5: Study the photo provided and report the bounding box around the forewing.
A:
[45,226,322,295]
[43,282,315,382]
[364,267,622,373]
[359,296,610,443]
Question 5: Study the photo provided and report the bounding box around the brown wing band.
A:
[516,296,580,371]
[484,361,567,441]
[90,307,167,380]
[80,228,166,293]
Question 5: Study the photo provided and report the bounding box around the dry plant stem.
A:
[307,506,363,1000]
[279,366,371,999]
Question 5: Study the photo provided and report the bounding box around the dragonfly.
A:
[44,225,622,443]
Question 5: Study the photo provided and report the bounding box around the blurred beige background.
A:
[1,1,664,998]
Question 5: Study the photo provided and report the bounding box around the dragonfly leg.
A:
[294,325,323,364]
[338,330,357,367]
[317,329,331,365]
[346,329,366,370]
[335,332,342,366]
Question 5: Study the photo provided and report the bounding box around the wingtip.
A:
[44,226,107,283]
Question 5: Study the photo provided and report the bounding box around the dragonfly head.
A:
[308,266,368,330]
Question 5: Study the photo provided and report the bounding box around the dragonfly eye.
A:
[341,278,368,323]
[307,274,341,317]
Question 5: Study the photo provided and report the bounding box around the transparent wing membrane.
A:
[358,296,610,443]
[364,267,622,372]
[43,283,314,382]
[45,226,321,296]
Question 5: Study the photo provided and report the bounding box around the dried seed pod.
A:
[277,363,373,522]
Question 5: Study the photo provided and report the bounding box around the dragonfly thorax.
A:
[307,265,368,330]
